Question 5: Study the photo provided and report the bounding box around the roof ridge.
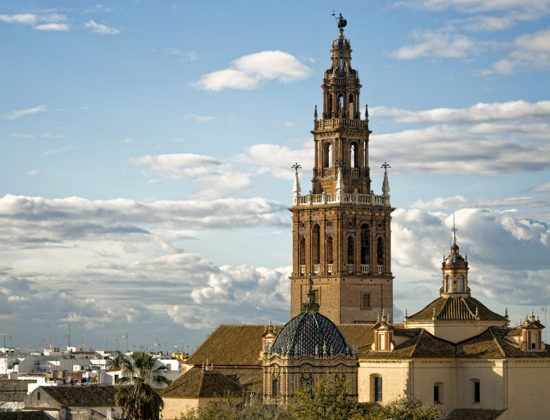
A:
[196,369,206,398]
[462,297,477,319]
[409,329,424,357]
[488,327,507,357]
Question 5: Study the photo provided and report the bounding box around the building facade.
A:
[289,21,393,324]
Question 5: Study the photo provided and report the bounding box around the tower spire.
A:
[452,212,457,247]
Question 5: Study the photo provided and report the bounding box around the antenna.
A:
[0,333,8,349]
[64,325,71,349]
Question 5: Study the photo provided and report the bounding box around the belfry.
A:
[290,17,394,324]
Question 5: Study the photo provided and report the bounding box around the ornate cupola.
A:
[289,15,394,325]
[440,218,470,297]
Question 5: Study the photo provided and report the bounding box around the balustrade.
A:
[313,264,321,274]
[327,264,333,274]
[377,265,384,274]
[300,265,306,275]
[361,264,370,274]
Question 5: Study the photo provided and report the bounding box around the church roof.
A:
[360,329,456,359]
[407,296,506,322]
[32,385,116,407]
[187,324,280,366]
[160,367,242,399]
[269,311,351,357]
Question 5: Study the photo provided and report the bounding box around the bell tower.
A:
[290,17,394,324]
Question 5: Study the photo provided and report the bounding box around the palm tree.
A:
[114,351,170,420]
[106,352,127,371]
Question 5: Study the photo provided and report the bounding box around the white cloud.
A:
[0,13,69,31]
[195,50,311,91]
[397,0,550,14]
[487,28,550,74]
[411,195,549,209]
[26,169,39,177]
[392,29,483,60]
[131,153,252,198]
[122,137,133,144]
[0,14,37,25]
[40,132,63,139]
[34,23,69,31]
[371,100,550,124]
[368,100,550,175]
[2,105,47,120]
[84,19,120,35]
[184,114,212,123]
[392,208,550,306]
[237,141,312,180]
[371,126,550,175]
[527,181,550,193]
[163,48,198,61]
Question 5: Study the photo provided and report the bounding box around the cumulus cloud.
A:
[84,19,120,35]
[369,100,550,175]
[392,29,485,60]
[194,50,311,91]
[3,105,47,120]
[0,194,286,250]
[396,0,550,14]
[411,195,549,209]
[486,28,550,74]
[392,208,550,306]
[131,153,252,198]
[371,126,550,175]
[0,13,69,31]
[236,141,312,180]
[371,100,550,124]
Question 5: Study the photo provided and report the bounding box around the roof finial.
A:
[302,274,320,313]
[314,105,318,121]
[452,212,458,247]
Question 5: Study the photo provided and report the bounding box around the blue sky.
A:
[1,0,550,352]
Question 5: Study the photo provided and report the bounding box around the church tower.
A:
[290,17,394,324]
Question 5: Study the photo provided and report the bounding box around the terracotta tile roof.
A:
[408,296,506,322]
[360,329,455,359]
[160,367,242,398]
[0,379,36,402]
[39,385,117,407]
[456,329,506,358]
[187,325,282,366]
[490,328,550,358]
[0,412,49,419]
[215,369,263,393]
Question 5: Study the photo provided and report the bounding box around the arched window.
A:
[459,275,465,292]
[371,375,382,402]
[312,225,320,264]
[299,237,306,266]
[326,236,333,264]
[446,275,451,292]
[323,142,332,168]
[348,93,354,103]
[338,95,344,111]
[377,237,384,265]
[328,94,333,115]
[339,58,344,69]
[350,142,359,168]
[347,236,354,265]
[272,379,279,397]
[361,225,370,264]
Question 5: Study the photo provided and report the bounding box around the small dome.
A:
[332,32,350,49]
[269,311,350,356]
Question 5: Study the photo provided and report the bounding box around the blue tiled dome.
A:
[269,311,350,357]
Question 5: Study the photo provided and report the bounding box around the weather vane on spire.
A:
[292,162,302,174]
[381,162,391,171]
[452,212,458,246]
[331,11,347,30]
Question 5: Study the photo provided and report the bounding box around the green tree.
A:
[106,353,127,371]
[288,378,362,420]
[114,351,170,420]
[365,397,440,420]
